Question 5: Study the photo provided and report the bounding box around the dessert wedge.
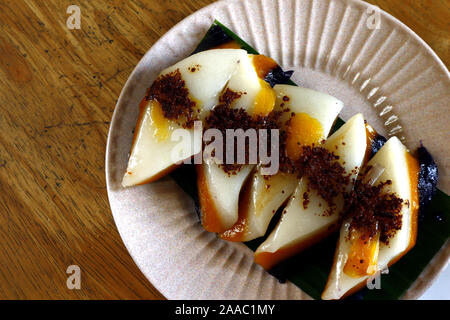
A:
[122,49,248,187]
[197,54,278,233]
[322,137,419,300]
[254,113,367,269]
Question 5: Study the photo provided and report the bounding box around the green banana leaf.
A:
[170,20,450,300]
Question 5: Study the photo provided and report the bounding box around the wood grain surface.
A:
[0,0,448,299]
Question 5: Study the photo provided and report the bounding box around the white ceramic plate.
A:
[106,0,450,299]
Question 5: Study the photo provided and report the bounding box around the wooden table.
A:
[0,0,448,299]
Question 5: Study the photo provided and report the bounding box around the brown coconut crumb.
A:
[343,174,404,244]
[219,88,243,106]
[204,88,283,175]
[302,191,310,209]
[147,69,198,128]
[292,146,352,214]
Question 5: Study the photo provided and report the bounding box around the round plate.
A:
[106,0,450,299]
